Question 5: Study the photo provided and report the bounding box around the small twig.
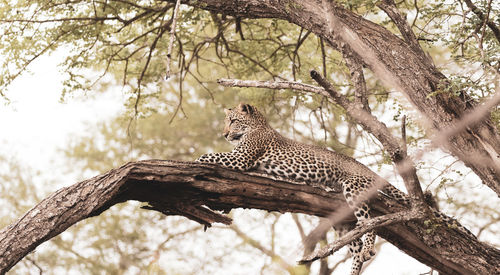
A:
[25,256,43,275]
[411,0,420,28]
[0,16,125,23]
[299,209,422,264]
[165,0,181,80]
[341,46,371,112]
[319,38,327,77]
[463,0,500,43]
[401,115,407,153]
[291,28,311,80]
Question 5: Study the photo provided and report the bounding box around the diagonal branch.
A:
[341,46,371,112]
[433,88,500,149]
[376,0,428,60]
[299,209,423,264]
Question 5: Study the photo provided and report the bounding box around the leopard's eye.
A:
[229,118,237,124]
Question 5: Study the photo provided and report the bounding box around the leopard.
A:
[197,103,476,274]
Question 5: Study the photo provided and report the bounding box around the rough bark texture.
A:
[172,0,500,196]
[0,160,499,274]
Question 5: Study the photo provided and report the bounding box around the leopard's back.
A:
[253,129,375,192]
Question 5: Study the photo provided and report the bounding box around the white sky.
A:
[0,51,124,184]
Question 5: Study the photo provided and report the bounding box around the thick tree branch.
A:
[0,160,349,273]
[433,88,500,149]
[0,160,498,274]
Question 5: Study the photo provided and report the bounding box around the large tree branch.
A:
[169,0,500,196]
[0,160,498,274]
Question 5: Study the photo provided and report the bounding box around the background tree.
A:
[0,0,499,274]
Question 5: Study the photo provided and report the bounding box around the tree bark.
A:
[0,160,498,274]
[173,0,500,196]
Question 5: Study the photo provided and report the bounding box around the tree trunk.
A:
[0,160,498,274]
[176,0,500,196]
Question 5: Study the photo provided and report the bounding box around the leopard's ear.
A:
[238,102,255,114]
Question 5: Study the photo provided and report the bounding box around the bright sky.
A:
[0,51,124,184]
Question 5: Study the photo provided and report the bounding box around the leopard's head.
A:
[223,103,268,144]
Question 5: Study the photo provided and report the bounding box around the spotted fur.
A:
[197,103,475,274]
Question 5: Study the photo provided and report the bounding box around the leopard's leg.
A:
[350,254,363,275]
[342,179,377,263]
[354,203,377,262]
[336,224,364,275]
[196,151,257,171]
